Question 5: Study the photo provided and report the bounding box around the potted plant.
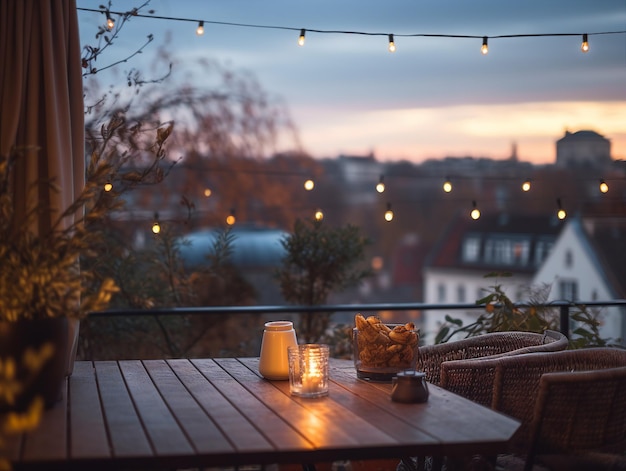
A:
[0,118,171,411]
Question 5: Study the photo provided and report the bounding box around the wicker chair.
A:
[445,348,626,470]
[418,330,568,389]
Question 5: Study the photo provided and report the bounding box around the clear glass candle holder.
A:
[287,344,329,398]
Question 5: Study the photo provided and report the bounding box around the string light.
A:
[581,33,589,53]
[556,198,567,220]
[599,179,609,193]
[304,179,315,191]
[388,34,396,53]
[314,209,324,221]
[481,36,489,55]
[151,212,161,234]
[196,21,205,36]
[78,7,626,52]
[298,29,306,46]
[522,178,531,192]
[103,181,113,192]
[376,175,385,193]
[443,177,452,193]
[105,11,115,30]
[384,203,394,222]
[226,208,236,225]
[470,200,481,220]
[203,188,212,197]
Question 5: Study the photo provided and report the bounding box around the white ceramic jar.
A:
[258,321,298,380]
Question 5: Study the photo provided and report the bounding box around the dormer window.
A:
[462,236,480,262]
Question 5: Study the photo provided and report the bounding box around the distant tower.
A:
[510,141,518,161]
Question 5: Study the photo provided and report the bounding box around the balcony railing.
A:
[93,299,626,341]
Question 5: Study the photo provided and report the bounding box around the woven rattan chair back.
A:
[419,330,568,387]
[482,348,626,470]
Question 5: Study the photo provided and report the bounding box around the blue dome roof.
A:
[179,226,288,268]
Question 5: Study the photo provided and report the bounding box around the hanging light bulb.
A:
[151,212,161,234]
[470,201,481,220]
[581,33,589,53]
[599,179,609,193]
[556,198,567,220]
[196,21,205,36]
[298,29,306,46]
[103,181,113,192]
[443,177,452,193]
[203,188,212,197]
[106,11,115,30]
[384,203,394,222]
[481,36,489,55]
[304,179,315,191]
[521,178,531,192]
[314,209,324,221]
[388,34,396,53]
[376,175,385,193]
[226,209,236,226]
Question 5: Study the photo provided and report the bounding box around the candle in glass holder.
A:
[288,344,329,398]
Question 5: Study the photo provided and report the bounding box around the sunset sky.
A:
[77,0,626,165]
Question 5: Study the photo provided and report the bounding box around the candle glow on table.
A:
[288,344,329,398]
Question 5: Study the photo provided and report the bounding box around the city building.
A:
[556,130,612,168]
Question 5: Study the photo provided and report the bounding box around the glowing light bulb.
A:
[104,182,113,192]
[599,180,609,193]
[481,37,488,55]
[204,188,212,197]
[196,21,205,36]
[298,29,306,46]
[152,221,161,234]
[384,203,394,222]
[581,34,589,53]
[106,13,115,30]
[376,176,385,193]
[470,201,480,220]
[226,214,236,225]
[388,34,396,53]
[522,179,531,192]
[314,209,324,221]
[304,179,315,191]
[556,199,566,220]
[443,179,452,193]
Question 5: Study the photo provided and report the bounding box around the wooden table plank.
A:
[94,361,152,458]
[331,367,520,454]
[190,358,293,452]
[118,360,194,457]
[179,358,275,453]
[69,361,111,460]
[143,359,234,454]
[232,358,399,450]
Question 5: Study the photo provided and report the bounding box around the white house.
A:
[532,216,626,344]
[421,211,565,343]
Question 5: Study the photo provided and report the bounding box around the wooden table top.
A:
[7,358,520,470]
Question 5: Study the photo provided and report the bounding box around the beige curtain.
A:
[0,0,84,234]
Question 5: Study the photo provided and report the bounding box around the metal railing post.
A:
[559,304,570,338]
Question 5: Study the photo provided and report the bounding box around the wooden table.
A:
[6,358,520,470]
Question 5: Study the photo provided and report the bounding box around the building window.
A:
[437,283,446,303]
[457,285,466,303]
[462,237,480,262]
[565,249,573,269]
[558,280,578,301]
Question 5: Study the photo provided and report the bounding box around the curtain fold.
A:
[0,0,84,233]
